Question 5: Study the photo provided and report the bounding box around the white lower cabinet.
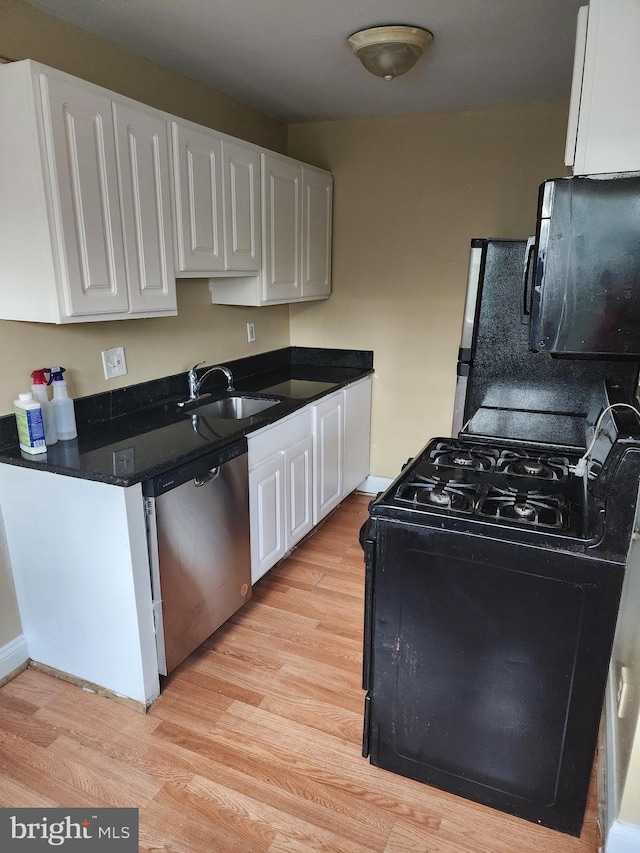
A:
[286,435,314,545]
[249,376,372,581]
[343,376,373,497]
[313,391,344,525]
[248,408,313,584]
[313,376,373,525]
[249,452,285,583]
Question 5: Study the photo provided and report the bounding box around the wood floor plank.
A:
[207,619,362,672]
[0,668,75,708]
[148,721,398,849]
[0,692,61,747]
[0,493,597,852]
[0,775,59,808]
[183,772,379,853]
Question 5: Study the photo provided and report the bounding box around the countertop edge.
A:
[0,369,373,487]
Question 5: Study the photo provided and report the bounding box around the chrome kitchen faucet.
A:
[178,362,234,408]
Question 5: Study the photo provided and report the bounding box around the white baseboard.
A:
[357,476,393,495]
[605,820,640,853]
[0,634,29,681]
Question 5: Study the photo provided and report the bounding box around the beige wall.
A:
[0,0,291,649]
[288,102,570,477]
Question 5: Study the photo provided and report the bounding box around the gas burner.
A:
[496,450,571,481]
[477,486,567,529]
[395,475,480,514]
[429,441,498,472]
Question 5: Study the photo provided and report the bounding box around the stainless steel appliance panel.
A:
[147,446,251,674]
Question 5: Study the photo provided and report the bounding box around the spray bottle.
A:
[47,367,77,441]
[31,368,58,445]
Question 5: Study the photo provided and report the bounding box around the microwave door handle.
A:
[522,236,536,324]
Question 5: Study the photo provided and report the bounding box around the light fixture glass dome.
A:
[347,25,433,80]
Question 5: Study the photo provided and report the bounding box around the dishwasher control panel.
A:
[142,437,248,497]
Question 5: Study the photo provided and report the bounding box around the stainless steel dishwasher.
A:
[143,438,251,675]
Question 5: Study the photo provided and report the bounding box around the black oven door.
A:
[364,517,623,836]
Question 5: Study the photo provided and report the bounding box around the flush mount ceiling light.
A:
[347,25,433,81]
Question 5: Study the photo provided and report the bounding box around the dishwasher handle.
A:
[194,467,220,487]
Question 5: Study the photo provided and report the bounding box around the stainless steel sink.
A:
[183,395,280,419]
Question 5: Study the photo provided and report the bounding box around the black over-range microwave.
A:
[523,172,640,358]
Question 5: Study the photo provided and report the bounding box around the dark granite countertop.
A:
[0,347,373,487]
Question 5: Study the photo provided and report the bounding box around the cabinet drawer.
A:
[248,406,312,468]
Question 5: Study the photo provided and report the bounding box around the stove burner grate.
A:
[429,441,499,472]
[496,450,571,481]
[477,486,568,529]
[395,474,479,514]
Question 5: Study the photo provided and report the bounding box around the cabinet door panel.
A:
[173,123,224,272]
[302,169,332,298]
[570,0,640,175]
[262,155,302,302]
[313,393,343,525]
[223,140,260,271]
[286,435,313,549]
[41,74,129,316]
[343,379,372,497]
[249,453,285,584]
[114,103,176,314]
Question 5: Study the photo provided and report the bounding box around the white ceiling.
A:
[24,0,584,123]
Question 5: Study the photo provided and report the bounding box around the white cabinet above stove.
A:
[566,0,640,175]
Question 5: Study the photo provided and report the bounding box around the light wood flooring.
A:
[0,493,598,852]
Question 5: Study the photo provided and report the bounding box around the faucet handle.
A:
[189,361,205,375]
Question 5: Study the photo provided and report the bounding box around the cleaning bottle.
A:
[47,367,77,441]
[31,368,58,445]
[14,392,46,455]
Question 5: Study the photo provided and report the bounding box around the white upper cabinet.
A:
[171,122,261,276]
[114,102,176,314]
[566,0,640,175]
[261,153,303,302]
[44,74,130,317]
[302,167,332,299]
[0,59,332,321]
[222,139,261,272]
[0,60,176,323]
[209,152,332,307]
[171,121,224,274]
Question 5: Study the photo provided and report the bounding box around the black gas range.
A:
[392,439,584,536]
[361,392,640,837]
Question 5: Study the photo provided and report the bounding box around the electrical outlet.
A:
[102,346,127,380]
[247,322,256,343]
